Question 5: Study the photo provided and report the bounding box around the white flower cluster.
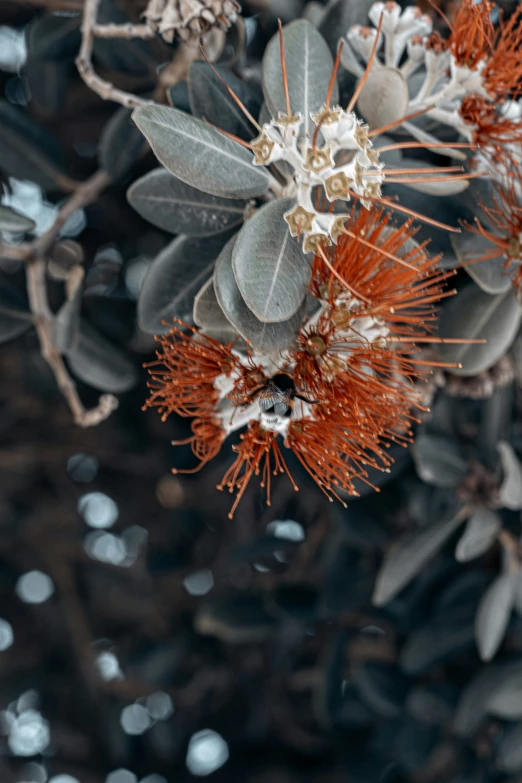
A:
[343,1,522,176]
[250,108,384,254]
[211,295,390,438]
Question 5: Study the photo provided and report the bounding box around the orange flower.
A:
[482,5,522,101]
[464,174,522,294]
[459,94,522,166]
[448,0,494,70]
[143,321,239,420]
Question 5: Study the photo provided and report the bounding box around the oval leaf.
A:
[357,67,408,130]
[411,433,468,488]
[25,59,70,117]
[262,20,338,138]
[193,276,235,333]
[66,322,138,394]
[455,508,501,562]
[188,62,260,141]
[452,232,510,295]
[488,670,522,719]
[373,509,467,607]
[475,572,515,662]
[138,232,233,334]
[497,723,522,773]
[455,660,522,736]
[132,105,270,200]
[232,198,310,323]
[0,100,67,191]
[215,233,306,351]
[25,14,81,61]
[0,205,36,233]
[0,283,32,344]
[436,282,522,377]
[127,168,246,237]
[99,106,146,181]
[497,441,522,510]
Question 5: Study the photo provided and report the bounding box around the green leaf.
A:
[475,572,515,662]
[99,106,147,181]
[188,62,260,141]
[25,59,70,118]
[25,14,81,61]
[411,433,468,488]
[0,283,32,344]
[0,100,67,190]
[232,198,310,323]
[214,233,306,351]
[193,276,236,333]
[262,20,338,138]
[436,282,522,376]
[127,168,246,236]
[0,205,36,233]
[455,508,501,562]
[66,321,138,394]
[452,232,510,294]
[137,232,234,334]
[93,0,157,77]
[132,105,270,200]
[497,442,522,510]
[373,509,467,607]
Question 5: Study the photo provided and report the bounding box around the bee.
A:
[253,373,320,417]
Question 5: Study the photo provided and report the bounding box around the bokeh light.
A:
[186,729,229,776]
[15,572,54,604]
[78,492,119,529]
[183,570,214,596]
[0,618,14,651]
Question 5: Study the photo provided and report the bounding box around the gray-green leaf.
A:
[357,67,408,131]
[436,282,522,377]
[66,322,138,394]
[455,507,501,562]
[262,20,338,138]
[99,106,146,181]
[132,105,270,200]
[232,198,310,323]
[475,572,515,662]
[452,232,510,294]
[215,233,306,351]
[127,168,246,237]
[188,62,260,141]
[373,509,467,607]
[193,277,235,333]
[498,441,522,510]
[411,433,468,488]
[138,233,233,334]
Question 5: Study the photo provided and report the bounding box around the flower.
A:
[462,174,522,295]
[343,0,522,158]
[448,0,494,72]
[143,210,471,517]
[458,94,522,171]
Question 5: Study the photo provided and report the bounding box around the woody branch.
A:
[0,170,118,428]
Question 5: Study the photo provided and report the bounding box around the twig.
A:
[1,170,119,428]
[5,0,83,10]
[92,22,157,39]
[76,0,154,108]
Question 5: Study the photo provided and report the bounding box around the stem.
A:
[3,170,119,428]
[76,0,154,108]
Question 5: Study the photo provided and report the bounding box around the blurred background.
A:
[2,0,522,781]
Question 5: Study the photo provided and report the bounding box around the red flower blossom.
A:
[482,5,522,101]
[463,174,522,294]
[458,94,522,170]
[448,0,494,70]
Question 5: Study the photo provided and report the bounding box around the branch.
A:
[76,0,154,108]
[92,22,156,39]
[2,169,119,428]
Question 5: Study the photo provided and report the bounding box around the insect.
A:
[254,373,320,417]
